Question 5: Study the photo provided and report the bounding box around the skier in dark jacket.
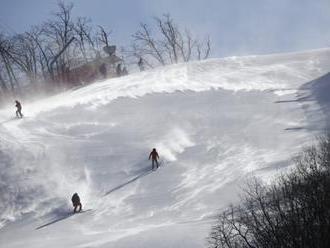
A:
[122,66,128,75]
[116,64,122,77]
[15,100,23,118]
[71,193,82,213]
[138,58,144,71]
[149,148,159,170]
[99,63,107,78]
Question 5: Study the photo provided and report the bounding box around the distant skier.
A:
[99,63,107,78]
[116,63,122,77]
[122,66,128,75]
[71,193,82,213]
[138,57,144,71]
[149,148,159,170]
[15,100,23,118]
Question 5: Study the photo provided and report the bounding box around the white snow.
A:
[0,48,330,247]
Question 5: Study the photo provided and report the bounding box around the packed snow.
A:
[0,48,330,247]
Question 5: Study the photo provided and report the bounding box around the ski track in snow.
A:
[0,48,330,247]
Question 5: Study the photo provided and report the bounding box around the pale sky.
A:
[0,0,329,57]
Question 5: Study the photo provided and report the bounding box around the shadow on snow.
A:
[104,169,153,196]
[35,209,92,230]
[35,163,165,230]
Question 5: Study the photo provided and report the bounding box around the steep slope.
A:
[0,48,330,247]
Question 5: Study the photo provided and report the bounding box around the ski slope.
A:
[0,48,330,247]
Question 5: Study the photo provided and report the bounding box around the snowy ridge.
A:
[22,48,330,114]
[0,48,330,247]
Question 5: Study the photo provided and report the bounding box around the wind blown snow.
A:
[0,48,330,247]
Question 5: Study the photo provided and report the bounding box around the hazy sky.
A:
[0,0,329,57]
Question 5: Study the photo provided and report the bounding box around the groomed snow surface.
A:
[0,48,330,247]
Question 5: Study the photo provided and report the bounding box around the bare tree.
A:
[0,33,18,91]
[208,133,330,248]
[42,1,76,83]
[98,25,111,48]
[197,36,211,60]
[74,17,98,61]
[129,14,212,69]
[0,0,123,99]
[0,63,9,93]
[25,27,53,81]
[9,33,40,84]
[131,23,166,66]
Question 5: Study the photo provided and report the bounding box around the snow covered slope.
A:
[0,48,330,247]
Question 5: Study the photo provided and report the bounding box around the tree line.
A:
[208,134,330,248]
[0,1,212,103]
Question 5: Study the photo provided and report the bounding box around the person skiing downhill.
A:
[71,193,82,213]
[15,100,23,118]
[149,148,160,170]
